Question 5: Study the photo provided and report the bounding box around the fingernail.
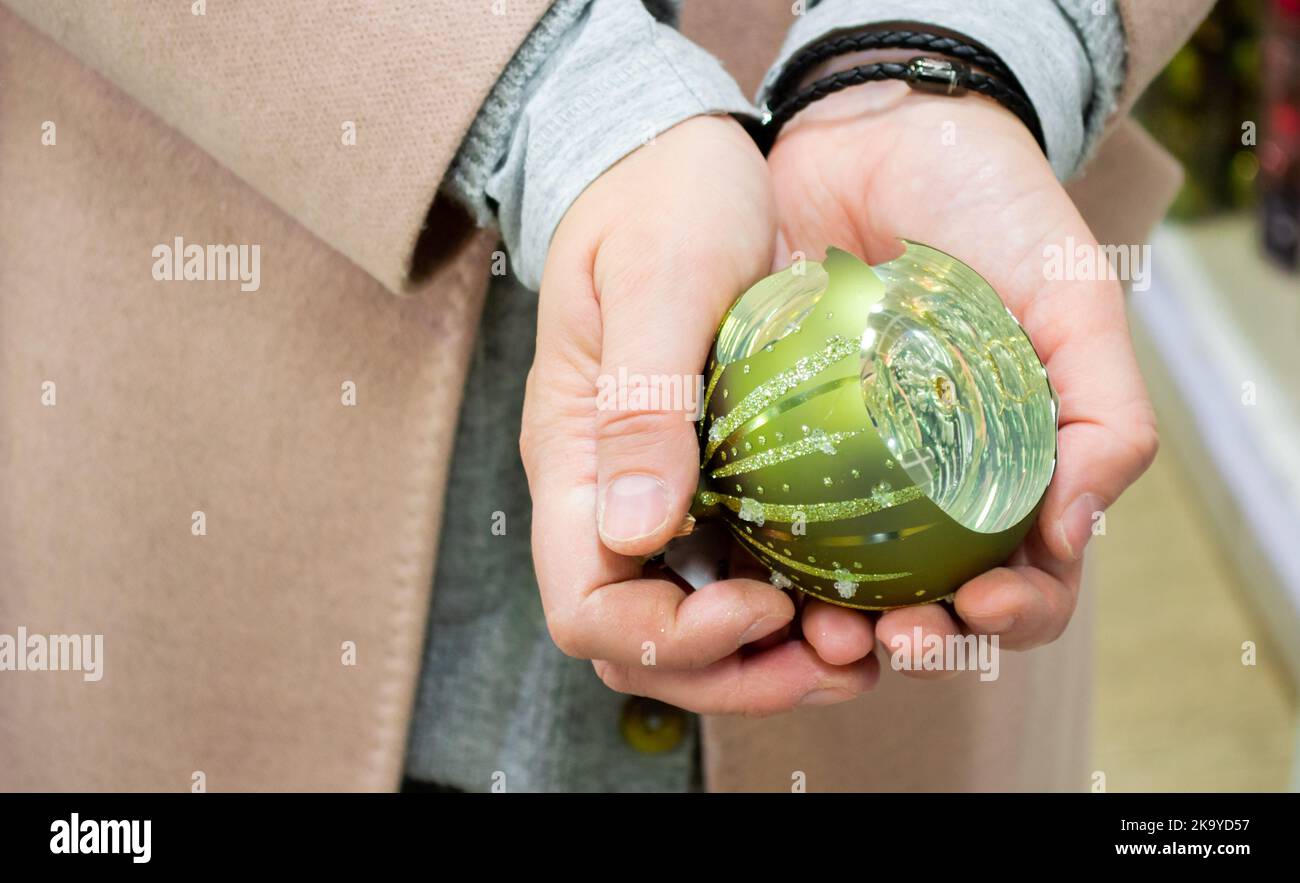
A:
[1060,493,1106,560]
[799,687,856,707]
[599,474,669,542]
[739,614,788,647]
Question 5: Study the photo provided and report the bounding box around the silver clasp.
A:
[905,57,969,96]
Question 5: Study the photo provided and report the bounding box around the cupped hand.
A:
[766,83,1159,671]
[521,115,880,713]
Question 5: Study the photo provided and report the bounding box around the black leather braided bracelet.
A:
[767,28,1017,106]
[755,32,1046,160]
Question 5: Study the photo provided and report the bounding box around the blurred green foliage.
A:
[1135,0,1263,219]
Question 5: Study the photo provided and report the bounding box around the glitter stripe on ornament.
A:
[703,335,857,459]
[708,374,861,467]
[730,525,911,582]
[700,484,927,523]
[708,429,861,478]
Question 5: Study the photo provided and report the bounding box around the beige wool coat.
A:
[0,0,1211,792]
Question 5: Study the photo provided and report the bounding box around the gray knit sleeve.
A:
[757,0,1127,181]
[1052,0,1127,168]
[441,0,756,290]
[441,0,595,229]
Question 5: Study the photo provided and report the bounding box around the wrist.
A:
[772,83,1051,189]
[777,77,1039,153]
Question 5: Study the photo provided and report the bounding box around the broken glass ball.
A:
[692,243,1058,610]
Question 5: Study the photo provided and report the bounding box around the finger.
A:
[593,639,879,717]
[1033,324,1159,562]
[988,236,1157,564]
[953,529,1081,650]
[802,599,875,665]
[875,602,965,680]
[523,434,796,668]
[722,543,794,651]
[591,229,773,557]
[953,567,1078,651]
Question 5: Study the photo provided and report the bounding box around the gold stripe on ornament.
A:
[754,520,940,545]
[708,430,862,478]
[704,484,927,523]
[730,526,911,582]
[701,361,724,418]
[703,335,857,459]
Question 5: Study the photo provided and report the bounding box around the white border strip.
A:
[1133,227,1300,620]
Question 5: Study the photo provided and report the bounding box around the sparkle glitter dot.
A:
[809,428,837,455]
[832,569,856,599]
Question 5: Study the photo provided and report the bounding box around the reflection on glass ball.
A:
[695,243,1058,610]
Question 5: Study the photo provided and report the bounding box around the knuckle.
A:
[738,703,782,719]
[545,611,591,661]
[518,379,542,473]
[597,406,684,451]
[517,425,537,474]
[1132,421,1160,470]
[1042,596,1078,645]
[723,678,769,718]
[593,661,631,694]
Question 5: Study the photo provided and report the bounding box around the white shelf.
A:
[1131,221,1300,681]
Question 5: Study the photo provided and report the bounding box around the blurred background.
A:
[1091,0,1299,790]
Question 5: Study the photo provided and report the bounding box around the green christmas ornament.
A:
[692,243,1058,610]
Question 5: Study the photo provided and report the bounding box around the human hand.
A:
[521,115,880,712]
[765,83,1159,671]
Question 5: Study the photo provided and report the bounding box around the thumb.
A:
[593,240,768,557]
